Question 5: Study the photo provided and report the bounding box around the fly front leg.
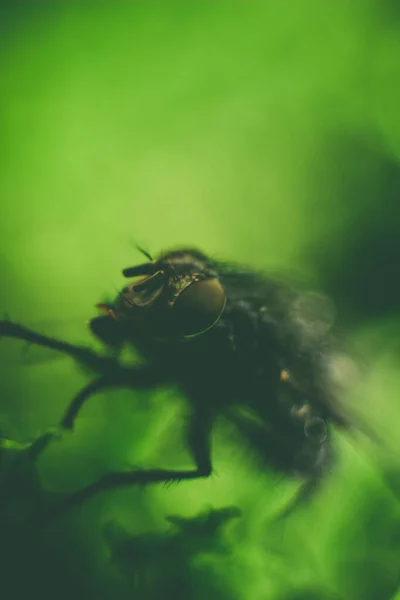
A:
[0,319,123,460]
[0,319,118,374]
[0,319,171,457]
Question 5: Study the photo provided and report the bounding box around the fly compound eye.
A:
[172,278,226,337]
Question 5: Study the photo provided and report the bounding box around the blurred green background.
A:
[1,1,400,599]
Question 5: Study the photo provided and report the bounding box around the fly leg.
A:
[0,319,170,455]
[0,319,119,374]
[41,406,215,524]
[60,376,114,430]
[60,364,169,430]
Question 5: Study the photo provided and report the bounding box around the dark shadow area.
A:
[0,439,91,600]
[380,0,400,21]
[308,135,400,328]
[104,506,241,600]
[0,0,36,39]
[0,471,242,600]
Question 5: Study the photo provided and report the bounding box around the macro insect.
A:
[0,247,357,520]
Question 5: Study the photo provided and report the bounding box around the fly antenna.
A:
[132,241,153,262]
[137,246,153,262]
